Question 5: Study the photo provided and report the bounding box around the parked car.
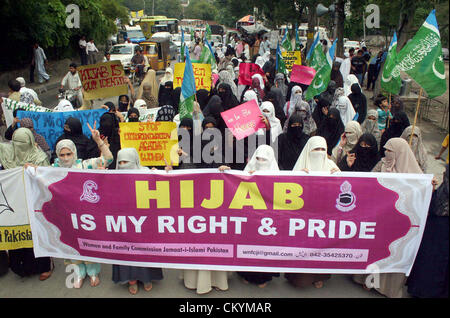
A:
[109,43,140,71]
[442,48,449,60]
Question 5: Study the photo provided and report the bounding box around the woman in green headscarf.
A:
[0,128,52,280]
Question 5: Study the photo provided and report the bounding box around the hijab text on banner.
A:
[119,121,179,166]
[77,60,128,100]
[173,63,212,91]
[16,109,107,151]
[24,168,433,274]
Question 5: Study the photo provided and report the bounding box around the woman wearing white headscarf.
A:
[218,70,238,98]
[259,101,283,143]
[244,144,279,173]
[331,87,345,109]
[251,73,265,90]
[292,136,340,173]
[159,67,174,85]
[52,124,113,288]
[335,95,356,125]
[340,52,351,82]
[344,74,360,97]
[243,90,259,104]
[112,148,163,294]
[220,145,281,287]
[354,137,423,298]
[400,126,428,173]
[255,56,265,70]
[331,121,363,164]
[361,109,381,148]
[284,97,317,135]
[284,86,303,118]
[288,136,339,288]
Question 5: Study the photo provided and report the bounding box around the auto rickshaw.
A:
[140,33,171,71]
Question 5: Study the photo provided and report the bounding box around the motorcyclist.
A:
[131,47,145,82]
[60,62,83,107]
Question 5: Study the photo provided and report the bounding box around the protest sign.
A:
[119,121,179,166]
[281,51,302,71]
[25,168,432,274]
[0,168,33,250]
[238,63,265,86]
[220,99,266,140]
[1,98,52,127]
[290,64,316,85]
[16,108,107,151]
[174,63,212,91]
[77,60,128,100]
[121,107,160,122]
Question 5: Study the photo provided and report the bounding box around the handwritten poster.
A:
[290,64,316,85]
[174,63,212,91]
[220,99,266,140]
[77,60,128,100]
[281,51,302,71]
[119,122,179,166]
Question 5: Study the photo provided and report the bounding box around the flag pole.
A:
[409,87,423,146]
[387,93,391,128]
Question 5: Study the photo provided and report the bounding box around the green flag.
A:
[381,32,402,94]
[392,10,446,98]
[276,42,287,75]
[295,24,302,51]
[305,39,337,101]
[281,27,293,51]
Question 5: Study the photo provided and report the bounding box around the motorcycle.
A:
[57,88,79,109]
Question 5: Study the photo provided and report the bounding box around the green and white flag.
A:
[199,39,217,71]
[179,49,197,119]
[305,39,337,101]
[381,32,402,94]
[281,27,293,51]
[276,42,287,76]
[392,10,447,98]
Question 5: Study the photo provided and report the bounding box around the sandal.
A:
[39,259,55,281]
[143,282,153,292]
[39,271,52,281]
[90,275,100,287]
[258,282,268,288]
[128,282,138,295]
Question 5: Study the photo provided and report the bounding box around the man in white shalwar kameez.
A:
[33,43,50,83]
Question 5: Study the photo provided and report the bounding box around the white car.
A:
[109,43,140,71]
[172,33,191,51]
[344,40,360,53]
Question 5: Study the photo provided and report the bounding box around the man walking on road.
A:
[32,42,50,84]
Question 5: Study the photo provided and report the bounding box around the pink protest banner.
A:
[290,64,316,85]
[238,63,265,86]
[220,99,266,140]
[24,167,433,274]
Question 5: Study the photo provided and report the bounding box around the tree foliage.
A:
[0,0,129,71]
